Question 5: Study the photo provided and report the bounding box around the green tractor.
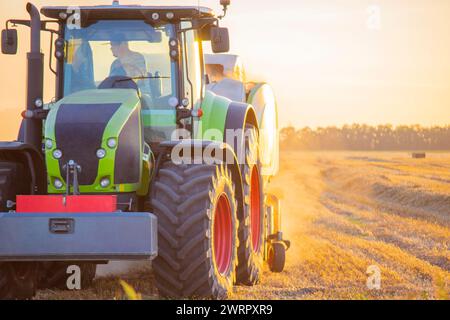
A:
[0,1,289,299]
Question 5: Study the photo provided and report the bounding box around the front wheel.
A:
[39,262,97,290]
[0,263,38,300]
[151,161,239,299]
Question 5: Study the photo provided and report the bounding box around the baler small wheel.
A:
[268,242,286,273]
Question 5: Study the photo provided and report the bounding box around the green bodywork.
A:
[195,90,231,140]
[44,88,234,196]
[45,88,151,195]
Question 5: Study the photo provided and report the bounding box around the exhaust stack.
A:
[24,3,44,151]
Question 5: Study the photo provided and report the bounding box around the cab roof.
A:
[41,5,215,21]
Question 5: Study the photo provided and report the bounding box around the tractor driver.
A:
[110,40,147,78]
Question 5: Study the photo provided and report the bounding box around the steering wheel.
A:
[98,75,139,91]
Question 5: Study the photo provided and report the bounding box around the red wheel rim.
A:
[214,194,233,275]
[250,167,262,252]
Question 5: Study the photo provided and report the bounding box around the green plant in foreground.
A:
[119,280,142,300]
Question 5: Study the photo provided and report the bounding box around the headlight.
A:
[107,138,117,149]
[45,139,53,149]
[100,178,110,188]
[96,148,106,159]
[53,149,62,159]
[35,99,43,108]
[54,179,63,189]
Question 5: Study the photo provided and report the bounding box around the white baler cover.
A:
[204,54,246,82]
[205,54,279,177]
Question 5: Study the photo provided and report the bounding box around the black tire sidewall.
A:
[0,263,37,300]
[209,167,239,294]
[268,243,286,273]
[39,262,96,290]
[236,127,265,285]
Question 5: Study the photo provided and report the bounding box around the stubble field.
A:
[36,151,450,300]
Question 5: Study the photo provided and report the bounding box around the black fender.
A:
[224,101,259,133]
[0,142,46,194]
[224,102,259,164]
[157,140,245,219]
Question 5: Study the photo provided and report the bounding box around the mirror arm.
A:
[48,31,57,75]
[192,17,218,29]
[218,8,228,20]
[42,21,61,35]
[6,19,30,30]
[6,19,59,34]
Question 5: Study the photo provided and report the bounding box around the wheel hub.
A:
[214,194,233,275]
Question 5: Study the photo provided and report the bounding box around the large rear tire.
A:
[236,127,265,286]
[151,161,238,299]
[0,263,38,300]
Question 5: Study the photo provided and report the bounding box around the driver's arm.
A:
[110,59,126,77]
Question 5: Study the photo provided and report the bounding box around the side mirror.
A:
[1,29,18,55]
[210,27,230,53]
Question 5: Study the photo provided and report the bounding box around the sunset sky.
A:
[1,0,450,139]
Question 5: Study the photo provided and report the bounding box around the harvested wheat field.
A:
[36,151,450,300]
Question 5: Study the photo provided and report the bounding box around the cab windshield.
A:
[63,20,178,109]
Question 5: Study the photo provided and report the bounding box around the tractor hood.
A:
[44,89,144,194]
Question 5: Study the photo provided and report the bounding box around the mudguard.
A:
[198,90,258,170]
[0,141,46,194]
[158,139,245,217]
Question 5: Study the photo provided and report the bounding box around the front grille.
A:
[55,103,121,185]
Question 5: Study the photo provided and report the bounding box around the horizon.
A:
[282,123,450,129]
[1,0,450,140]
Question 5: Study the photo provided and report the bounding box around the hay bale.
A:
[412,153,426,159]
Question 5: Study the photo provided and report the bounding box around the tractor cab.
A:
[39,4,230,143]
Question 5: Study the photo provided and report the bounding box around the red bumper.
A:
[16,195,117,213]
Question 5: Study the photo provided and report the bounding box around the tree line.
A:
[280,124,450,150]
